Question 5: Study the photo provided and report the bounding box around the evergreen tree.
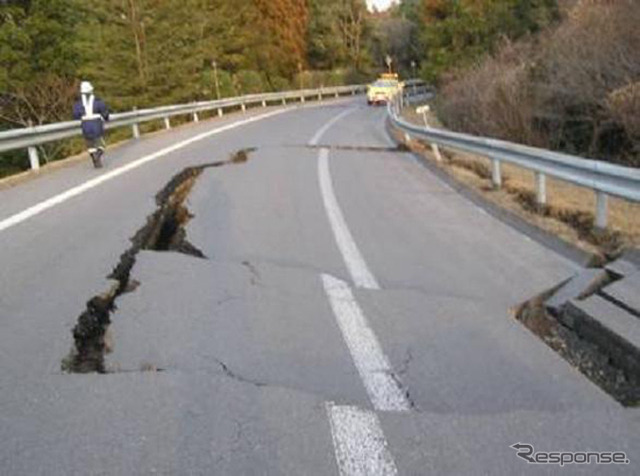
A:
[416,0,559,81]
[0,0,81,125]
[251,0,309,83]
[307,0,347,70]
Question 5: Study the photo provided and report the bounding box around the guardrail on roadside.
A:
[388,84,640,229]
[401,80,434,105]
[0,85,366,171]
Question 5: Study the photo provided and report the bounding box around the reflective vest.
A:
[81,94,103,121]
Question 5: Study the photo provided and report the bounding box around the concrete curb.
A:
[565,298,640,381]
[545,269,609,315]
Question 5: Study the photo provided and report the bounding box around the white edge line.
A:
[327,403,399,476]
[0,108,288,233]
[322,273,410,412]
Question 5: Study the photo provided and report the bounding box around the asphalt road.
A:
[0,99,638,475]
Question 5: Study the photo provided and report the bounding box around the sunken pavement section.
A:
[516,251,640,406]
[62,149,254,374]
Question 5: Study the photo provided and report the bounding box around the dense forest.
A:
[1,0,638,174]
[0,0,375,127]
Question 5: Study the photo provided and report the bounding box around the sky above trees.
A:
[367,0,395,11]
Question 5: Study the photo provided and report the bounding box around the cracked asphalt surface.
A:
[0,99,638,475]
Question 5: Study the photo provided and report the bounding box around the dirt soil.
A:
[515,289,640,407]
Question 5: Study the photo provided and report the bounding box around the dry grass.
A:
[399,104,640,259]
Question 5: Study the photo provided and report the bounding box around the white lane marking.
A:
[322,274,410,412]
[318,149,379,290]
[0,109,288,234]
[309,107,357,146]
[327,403,399,476]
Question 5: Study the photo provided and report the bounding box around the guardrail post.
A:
[430,142,443,162]
[282,98,286,105]
[535,172,547,206]
[335,91,339,98]
[131,107,141,139]
[28,145,40,170]
[595,191,608,229]
[192,111,199,122]
[26,120,40,170]
[262,100,267,108]
[164,117,171,129]
[300,95,305,103]
[217,108,223,117]
[418,107,443,162]
[318,91,322,101]
[491,158,502,189]
[241,103,246,113]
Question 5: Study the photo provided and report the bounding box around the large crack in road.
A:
[62,148,255,374]
[514,284,640,406]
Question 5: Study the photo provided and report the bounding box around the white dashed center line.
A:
[322,274,411,412]
[312,109,410,475]
[327,403,399,476]
[318,148,380,290]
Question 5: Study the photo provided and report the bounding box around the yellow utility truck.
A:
[367,73,403,105]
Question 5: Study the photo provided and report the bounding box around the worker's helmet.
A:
[80,81,94,94]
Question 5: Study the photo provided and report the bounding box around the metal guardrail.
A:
[0,85,365,170]
[389,83,640,229]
